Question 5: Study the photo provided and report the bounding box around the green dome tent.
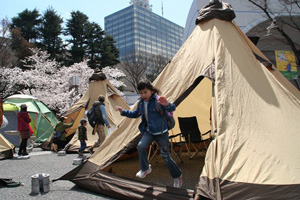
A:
[2,95,58,145]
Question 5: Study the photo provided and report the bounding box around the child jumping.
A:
[78,119,88,156]
[115,80,183,188]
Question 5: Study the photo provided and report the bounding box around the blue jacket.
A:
[121,94,176,134]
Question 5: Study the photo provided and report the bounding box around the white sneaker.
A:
[173,175,183,188]
[22,155,30,159]
[136,165,152,178]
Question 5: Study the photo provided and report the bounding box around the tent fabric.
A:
[0,133,14,160]
[56,159,195,200]
[54,78,130,152]
[2,95,58,145]
[58,5,300,200]
[2,103,19,112]
[2,104,20,145]
[73,168,194,200]
[194,19,300,199]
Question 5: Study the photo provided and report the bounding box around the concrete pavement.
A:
[0,147,117,200]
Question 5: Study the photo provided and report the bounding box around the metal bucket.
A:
[40,173,50,193]
[31,173,50,194]
[31,174,40,194]
[73,158,83,165]
[58,150,66,156]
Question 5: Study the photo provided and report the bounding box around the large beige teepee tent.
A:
[57,1,300,199]
[50,75,130,152]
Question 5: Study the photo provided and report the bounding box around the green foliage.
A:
[86,22,104,69]
[38,7,63,61]
[11,8,42,42]
[65,11,89,65]
[5,8,120,70]
[100,35,120,67]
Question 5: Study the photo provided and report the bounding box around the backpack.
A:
[87,104,104,128]
[155,100,175,130]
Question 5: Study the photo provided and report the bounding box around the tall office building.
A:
[104,0,184,61]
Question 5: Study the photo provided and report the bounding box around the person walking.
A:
[88,95,111,154]
[115,80,183,188]
[17,104,32,157]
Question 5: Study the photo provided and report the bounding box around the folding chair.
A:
[178,116,210,159]
[169,132,185,163]
[148,141,159,163]
[147,132,185,163]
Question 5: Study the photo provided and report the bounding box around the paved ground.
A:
[0,148,117,200]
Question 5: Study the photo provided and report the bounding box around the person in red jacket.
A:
[17,104,32,156]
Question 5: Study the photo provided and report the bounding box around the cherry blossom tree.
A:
[101,66,126,92]
[0,48,126,114]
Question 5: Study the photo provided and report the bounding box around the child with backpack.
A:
[78,119,88,156]
[115,80,183,188]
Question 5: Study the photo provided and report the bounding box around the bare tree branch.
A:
[0,17,17,67]
[248,0,300,74]
[279,0,300,31]
[119,52,150,93]
[146,54,169,82]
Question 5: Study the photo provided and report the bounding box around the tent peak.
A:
[89,72,107,82]
[196,0,236,25]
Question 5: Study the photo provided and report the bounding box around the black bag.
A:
[155,100,175,130]
[87,105,103,128]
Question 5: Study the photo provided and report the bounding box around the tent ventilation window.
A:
[201,60,215,83]
[107,85,118,97]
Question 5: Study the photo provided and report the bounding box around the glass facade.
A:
[105,5,184,61]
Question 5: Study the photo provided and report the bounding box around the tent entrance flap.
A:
[174,76,205,106]
[174,60,215,106]
[172,77,213,141]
